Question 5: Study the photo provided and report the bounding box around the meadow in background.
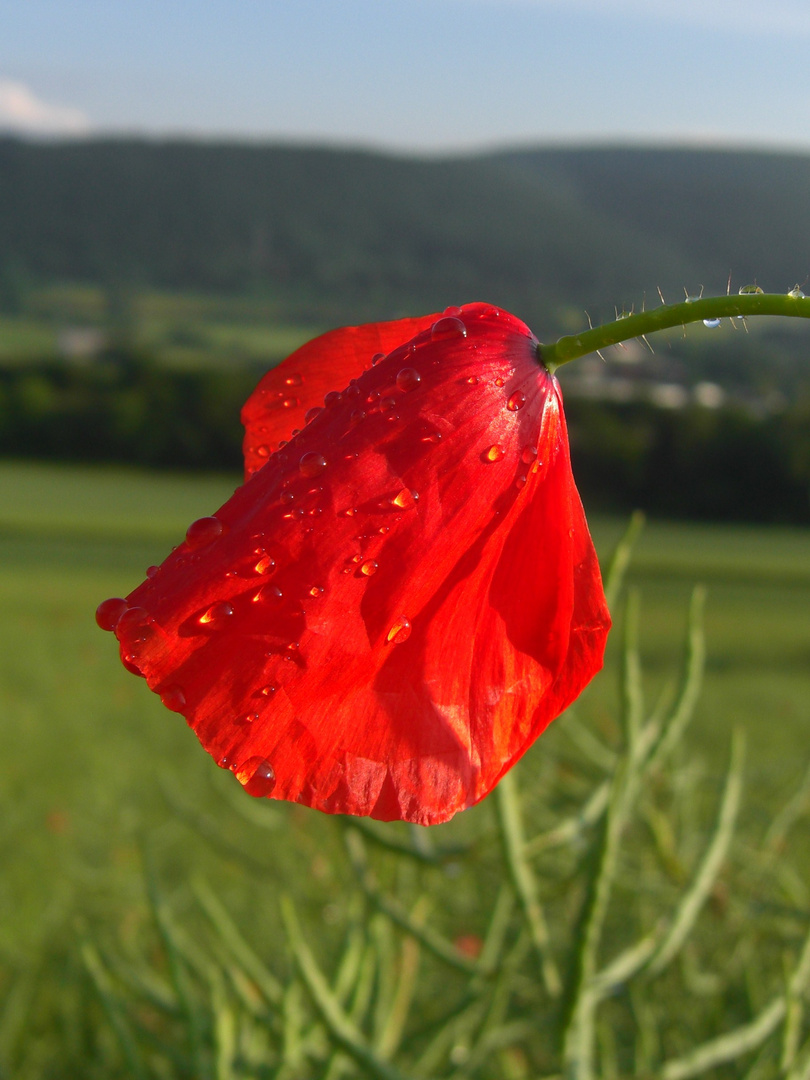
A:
[0,138,809,1077]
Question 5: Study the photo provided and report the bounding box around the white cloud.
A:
[0,79,92,136]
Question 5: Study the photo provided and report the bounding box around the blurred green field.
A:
[1,460,808,1031]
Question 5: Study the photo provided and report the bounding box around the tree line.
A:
[1,354,807,524]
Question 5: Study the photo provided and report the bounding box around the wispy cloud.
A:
[0,79,92,136]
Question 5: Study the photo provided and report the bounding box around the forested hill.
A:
[1,137,809,327]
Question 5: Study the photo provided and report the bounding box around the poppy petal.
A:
[242,313,443,479]
[105,303,610,825]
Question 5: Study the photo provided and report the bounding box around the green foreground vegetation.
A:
[1,461,809,1077]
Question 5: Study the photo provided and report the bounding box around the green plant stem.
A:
[541,292,810,371]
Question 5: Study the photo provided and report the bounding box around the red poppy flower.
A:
[97,303,610,826]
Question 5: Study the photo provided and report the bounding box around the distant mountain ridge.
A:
[1,137,809,329]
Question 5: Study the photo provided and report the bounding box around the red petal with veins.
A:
[242,313,442,479]
[103,303,610,825]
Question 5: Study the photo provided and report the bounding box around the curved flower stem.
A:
[541,292,810,371]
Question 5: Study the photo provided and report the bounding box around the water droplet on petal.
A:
[254,556,276,575]
[371,352,385,366]
[96,597,128,631]
[392,488,419,509]
[515,474,528,489]
[186,516,223,548]
[256,444,270,458]
[466,375,479,385]
[145,565,159,579]
[160,685,186,712]
[299,452,327,477]
[304,406,323,424]
[349,409,367,426]
[521,445,538,464]
[443,305,462,316]
[236,757,276,798]
[199,601,234,625]
[282,397,299,409]
[484,445,505,463]
[116,606,153,642]
[260,684,277,697]
[360,559,378,576]
[254,584,283,603]
[494,376,505,388]
[240,712,260,725]
[387,617,412,645]
[285,373,304,386]
[308,585,324,598]
[421,429,442,444]
[379,396,398,413]
[507,390,526,411]
[431,316,467,340]
[703,318,721,328]
[396,367,421,392]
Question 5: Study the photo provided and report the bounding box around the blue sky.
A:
[2,0,809,153]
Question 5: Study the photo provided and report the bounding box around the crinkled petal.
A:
[242,313,442,479]
[108,303,611,825]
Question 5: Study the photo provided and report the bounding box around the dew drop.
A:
[299,452,328,478]
[371,352,385,366]
[285,373,304,387]
[254,555,276,575]
[396,367,421,392]
[507,390,526,411]
[521,445,538,464]
[466,375,479,385]
[160,685,186,712]
[349,409,367,426]
[494,377,505,388]
[240,712,260,725]
[360,559,378,577]
[256,445,270,458]
[260,685,277,697]
[515,474,528,489]
[738,284,764,295]
[254,584,283,603]
[788,285,806,299]
[379,396,398,413]
[304,406,323,424]
[443,305,462,316]
[282,397,299,409]
[421,429,442,444]
[308,585,325,598]
[431,316,467,340]
[236,757,276,798]
[186,516,223,549]
[342,507,358,517]
[116,606,153,643]
[387,617,412,645]
[391,488,419,510]
[346,381,361,397]
[96,597,128,632]
[703,318,721,328]
[199,601,234,625]
[484,445,505,463]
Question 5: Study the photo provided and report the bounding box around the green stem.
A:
[541,291,810,371]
